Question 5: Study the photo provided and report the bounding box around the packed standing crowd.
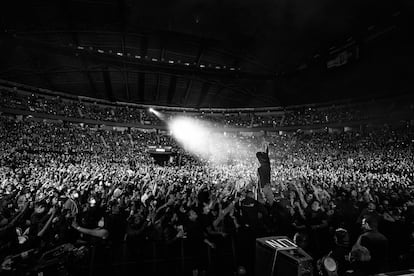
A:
[0,92,414,275]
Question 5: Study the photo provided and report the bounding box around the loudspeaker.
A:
[255,236,313,276]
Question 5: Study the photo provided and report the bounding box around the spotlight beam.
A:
[148,108,165,121]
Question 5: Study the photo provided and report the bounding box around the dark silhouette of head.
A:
[362,215,378,231]
[334,228,350,247]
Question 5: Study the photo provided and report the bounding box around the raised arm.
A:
[72,220,109,240]
[37,207,56,237]
[293,182,308,209]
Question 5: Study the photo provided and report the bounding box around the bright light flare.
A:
[169,117,208,154]
[168,116,254,163]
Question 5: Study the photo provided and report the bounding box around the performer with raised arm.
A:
[256,141,271,201]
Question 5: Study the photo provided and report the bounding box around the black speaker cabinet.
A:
[255,236,313,276]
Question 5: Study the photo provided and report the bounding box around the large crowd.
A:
[0,97,414,275]
[2,86,412,129]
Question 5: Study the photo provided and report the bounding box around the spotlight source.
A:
[148,108,165,121]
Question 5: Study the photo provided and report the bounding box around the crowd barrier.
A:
[80,237,237,276]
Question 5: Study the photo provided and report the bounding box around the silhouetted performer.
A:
[256,144,270,188]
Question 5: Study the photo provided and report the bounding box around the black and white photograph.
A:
[0,0,414,275]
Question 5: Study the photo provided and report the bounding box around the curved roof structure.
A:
[1,0,413,108]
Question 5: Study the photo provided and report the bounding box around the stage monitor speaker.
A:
[255,236,313,276]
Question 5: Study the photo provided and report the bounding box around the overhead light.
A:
[151,58,158,62]
[168,60,174,64]
[229,67,235,71]
[135,55,141,59]
[215,66,221,69]
[117,52,123,56]
[77,46,84,50]
[97,49,104,53]
[184,62,190,66]
[200,64,205,68]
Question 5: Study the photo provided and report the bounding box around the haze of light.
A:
[168,116,256,164]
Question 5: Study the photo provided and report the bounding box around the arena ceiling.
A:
[0,0,413,108]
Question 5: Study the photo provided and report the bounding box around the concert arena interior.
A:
[1,1,414,276]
